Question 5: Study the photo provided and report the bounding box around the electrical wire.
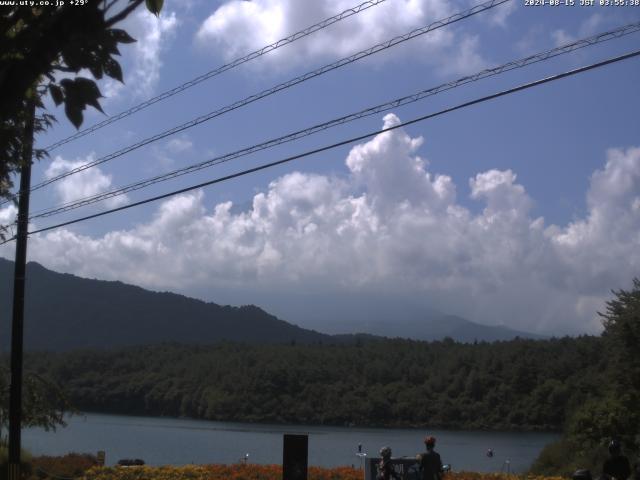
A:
[0,48,634,244]
[24,0,510,195]
[27,21,640,220]
[42,0,389,153]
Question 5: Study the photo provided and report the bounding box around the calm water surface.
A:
[23,413,558,472]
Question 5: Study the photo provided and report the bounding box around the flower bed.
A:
[78,465,565,480]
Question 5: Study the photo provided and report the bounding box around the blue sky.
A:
[1,0,639,336]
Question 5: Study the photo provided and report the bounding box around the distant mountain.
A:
[273,291,546,342]
[0,258,331,351]
[355,314,547,342]
[0,258,545,351]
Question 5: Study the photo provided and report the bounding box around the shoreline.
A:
[70,410,562,435]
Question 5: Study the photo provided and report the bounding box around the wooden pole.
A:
[8,99,36,479]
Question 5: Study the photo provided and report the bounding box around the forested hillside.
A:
[0,259,330,350]
[22,336,604,431]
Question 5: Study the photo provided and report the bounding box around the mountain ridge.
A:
[0,257,544,351]
[0,258,331,351]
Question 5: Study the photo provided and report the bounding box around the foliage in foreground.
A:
[0,365,72,444]
[76,465,564,480]
[529,438,609,478]
[0,1,164,204]
[531,278,640,476]
[0,455,572,480]
[27,453,99,480]
[0,445,31,478]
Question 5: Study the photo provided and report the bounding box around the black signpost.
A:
[283,434,309,480]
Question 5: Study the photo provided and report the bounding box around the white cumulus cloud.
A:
[195,0,493,74]
[44,155,129,209]
[0,204,17,226]
[6,115,639,336]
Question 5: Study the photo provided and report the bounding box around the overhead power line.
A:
[27,0,510,194]
[27,21,640,220]
[42,0,389,153]
[2,48,634,244]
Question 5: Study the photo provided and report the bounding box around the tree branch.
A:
[105,0,144,27]
[53,65,78,73]
[104,0,119,13]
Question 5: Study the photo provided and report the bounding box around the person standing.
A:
[377,446,400,480]
[419,436,443,480]
[602,439,632,480]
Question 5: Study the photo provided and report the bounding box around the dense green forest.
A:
[18,336,604,431]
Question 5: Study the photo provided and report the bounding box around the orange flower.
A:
[76,464,566,480]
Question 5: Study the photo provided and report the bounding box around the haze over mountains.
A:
[256,291,546,341]
[0,258,543,351]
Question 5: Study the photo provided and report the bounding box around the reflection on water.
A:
[23,413,558,472]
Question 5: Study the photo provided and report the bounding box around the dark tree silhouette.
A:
[0,0,164,199]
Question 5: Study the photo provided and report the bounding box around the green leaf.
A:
[59,78,74,90]
[61,46,83,71]
[101,34,121,55]
[109,28,136,44]
[73,77,104,114]
[64,102,83,129]
[49,84,64,106]
[60,77,105,127]
[88,59,104,80]
[145,0,164,16]
[104,58,123,83]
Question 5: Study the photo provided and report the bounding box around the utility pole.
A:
[8,99,36,480]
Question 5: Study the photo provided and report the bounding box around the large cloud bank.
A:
[2,114,639,335]
[195,0,492,74]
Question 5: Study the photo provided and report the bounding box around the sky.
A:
[1,0,639,336]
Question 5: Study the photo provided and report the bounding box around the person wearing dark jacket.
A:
[420,436,443,480]
[603,439,632,480]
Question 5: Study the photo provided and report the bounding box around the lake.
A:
[23,413,558,472]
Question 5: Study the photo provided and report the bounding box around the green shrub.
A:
[30,453,98,479]
[0,444,33,480]
[530,438,608,478]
